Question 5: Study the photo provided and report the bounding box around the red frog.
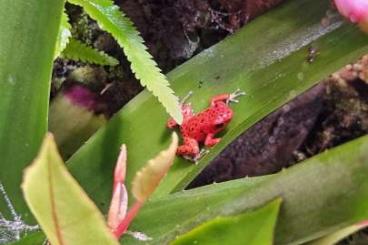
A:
[167,89,245,161]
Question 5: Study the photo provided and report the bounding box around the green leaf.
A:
[15,135,368,244]
[55,9,72,58]
[0,0,64,222]
[67,0,182,123]
[119,135,368,245]
[171,199,281,245]
[131,133,178,202]
[61,38,119,66]
[65,0,368,208]
[308,222,368,245]
[14,176,268,244]
[22,134,119,245]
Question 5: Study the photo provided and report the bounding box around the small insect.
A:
[307,46,319,63]
[167,89,245,161]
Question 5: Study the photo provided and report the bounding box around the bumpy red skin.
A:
[167,94,233,159]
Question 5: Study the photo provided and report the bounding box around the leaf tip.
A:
[132,132,178,202]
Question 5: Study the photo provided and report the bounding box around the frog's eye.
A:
[215,123,224,128]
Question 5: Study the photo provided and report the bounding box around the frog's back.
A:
[181,107,218,141]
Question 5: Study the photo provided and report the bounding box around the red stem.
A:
[113,201,143,238]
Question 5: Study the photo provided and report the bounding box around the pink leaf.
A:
[107,145,128,231]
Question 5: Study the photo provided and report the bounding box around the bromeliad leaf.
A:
[309,222,368,245]
[61,38,119,66]
[171,199,281,245]
[55,10,72,59]
[0,0,64,223]
[132,133,179,203]
[67,0,183,124]
[119,135,368,245]
[21,134,119,245]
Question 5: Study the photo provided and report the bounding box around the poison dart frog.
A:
[167,89,245,161]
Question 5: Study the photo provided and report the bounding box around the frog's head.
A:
[211,104,233,132]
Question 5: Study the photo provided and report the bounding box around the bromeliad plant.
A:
[3,0,368,244]
[107,134,178,239]
[21,133,178,244]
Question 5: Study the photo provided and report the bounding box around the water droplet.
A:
[297,72,304,81]
[7,75,15,85]
[288,90,297,99]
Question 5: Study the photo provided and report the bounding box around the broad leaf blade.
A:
[171,199,281,245]
[0,0,64,222]
[119,135,368,245]
[22,134,119,245]
[66,0,368,208]
[67,0,182,123]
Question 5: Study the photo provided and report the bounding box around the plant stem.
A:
[113,201,143,239]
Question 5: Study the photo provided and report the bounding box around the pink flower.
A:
[334,0,368,32]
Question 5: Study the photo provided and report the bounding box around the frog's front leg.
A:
[167,104,194,128]
[177,137,200,158]
[204,133,221,147]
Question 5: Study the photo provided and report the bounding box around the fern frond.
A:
[55,9,72,58]
[67,0,183,124]
[62,38,119,66]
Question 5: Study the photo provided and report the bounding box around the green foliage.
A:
[55,9,118,66]
[22,134,119,245]
[120,135,368,244]
[67,0,182,123]
[2,0,368,243]
[17,135,368,244]
[171,199,281,245]
[55,10,72,59]
[0,0,64,221]
[61,38,119,66]
[131,133,178,203]
[308,222,368,245]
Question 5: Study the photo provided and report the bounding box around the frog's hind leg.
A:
[204,133,221,147]
[177,137,200,159]
[210,89,246,106]
[228,89,246,104]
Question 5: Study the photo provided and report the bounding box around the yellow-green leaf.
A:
[132,133,178,202]
[21,133,119,245]
[61,38,119,66]
[55,10,72,58]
